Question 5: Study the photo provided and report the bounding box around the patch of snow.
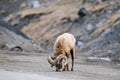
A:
[88,57,111,62]
[76,41,84,47]
[86,24,94,31]
[32,1,40,8]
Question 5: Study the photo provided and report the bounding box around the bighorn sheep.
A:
[48,33,76,71]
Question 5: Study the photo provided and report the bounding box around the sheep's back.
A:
[54,33,76,57]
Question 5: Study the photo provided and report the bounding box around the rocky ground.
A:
[0,0,120,80]
[0,21,42,52]
[0,50,120,80]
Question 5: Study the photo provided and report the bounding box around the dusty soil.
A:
[0,0,120,80]
[0,50,120,80]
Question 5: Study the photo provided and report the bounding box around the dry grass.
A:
[6,1,119,46]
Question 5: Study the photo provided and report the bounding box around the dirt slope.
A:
[1,0,120,61]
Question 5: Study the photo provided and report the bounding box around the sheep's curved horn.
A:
[47,56,54,67]
[48,55,68,67]
[55,55,68,66]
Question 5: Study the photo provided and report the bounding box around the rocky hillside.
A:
[0,20,42,52]
[0,0,120,62]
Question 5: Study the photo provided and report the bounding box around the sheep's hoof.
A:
[67,69,69,71]
[71,68,74,71]
[56,69,61,72]
[62,69,65,71]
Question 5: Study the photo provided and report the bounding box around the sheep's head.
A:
[47,55,68,71]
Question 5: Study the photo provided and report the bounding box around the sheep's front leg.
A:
[62,64,69,71]
[66,64,69,71]
[56,69,61,72]
[63,58,69,71]
[62,64,67,71]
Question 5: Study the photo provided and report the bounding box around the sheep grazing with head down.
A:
[48,33,76,71]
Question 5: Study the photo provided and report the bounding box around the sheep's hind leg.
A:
[70,49,75,71]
